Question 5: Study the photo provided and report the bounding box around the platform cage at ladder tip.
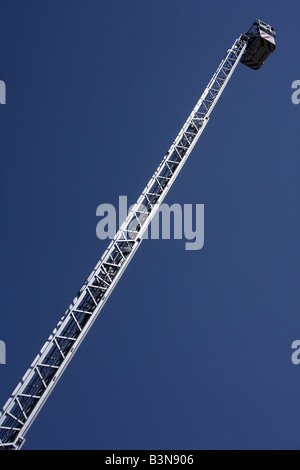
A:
[240,19,276,70]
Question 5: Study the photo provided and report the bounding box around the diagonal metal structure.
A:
[0,21,276,450]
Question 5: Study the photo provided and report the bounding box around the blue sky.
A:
[0,0,300,450]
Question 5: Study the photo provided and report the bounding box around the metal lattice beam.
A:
[0,36,247,450]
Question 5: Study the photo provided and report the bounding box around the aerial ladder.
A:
[0,19,276,450]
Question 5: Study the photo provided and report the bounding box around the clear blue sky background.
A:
[0,0,299,450]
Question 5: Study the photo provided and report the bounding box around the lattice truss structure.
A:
[0,37,248,449]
